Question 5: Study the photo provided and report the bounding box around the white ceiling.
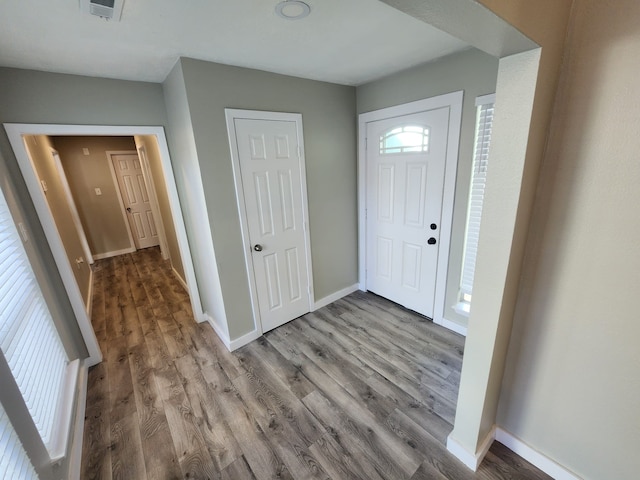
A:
[0,0,470,86]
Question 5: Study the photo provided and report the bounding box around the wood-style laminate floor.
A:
[81,247,550,480]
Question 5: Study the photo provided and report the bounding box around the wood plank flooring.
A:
[81,247,551,480]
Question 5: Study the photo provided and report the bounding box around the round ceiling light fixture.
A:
[275,0,311,20]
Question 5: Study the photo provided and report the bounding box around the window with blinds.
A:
[0,402,39,479]
[0,185,69,459]
[459,94,495,311]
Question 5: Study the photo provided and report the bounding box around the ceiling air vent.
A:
[80,0,125,21]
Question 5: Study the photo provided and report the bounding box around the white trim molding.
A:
[49,359,81,462]
[51,148,94,265]
[205,313,231,348]
[229,329,262,351]
[495,428,582,480]
[205,313,261,352]
[172,266,189,292]
[447,426,496,471]
[85,268,94,318]
[67,360,88,480]
[136,143,170,260]
[448,426,581,478]
[439,316,468,336]
[313,284,359,311]
[92,247,137,261]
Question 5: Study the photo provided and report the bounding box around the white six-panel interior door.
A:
[227,111,312,333]
[111,153,160,250]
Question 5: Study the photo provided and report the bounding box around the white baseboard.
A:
[447,426,496,471]
[92,247,136,260]
[67,360,88,480]
[85,268,94,318]
[172,266,189,293]
[229,329,262,351]
[204,312,230,345]
[204,312,261,352]
[437,316,468,336]
[495,428,581,480]
[312,283,359,310]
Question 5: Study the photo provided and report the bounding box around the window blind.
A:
[460,94,495,299]
[0,187,69,456]
[0,402,39,479]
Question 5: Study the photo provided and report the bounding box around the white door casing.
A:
[51,149,94,265]
[358,91,463,328]
[137,145,170,260]
[365,108,449,318]
[226,110,313,334]
[110,153,160,250]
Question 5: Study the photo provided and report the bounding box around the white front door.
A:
[365,107,450,318]
[232,116,311,332]
[111,153,159,250]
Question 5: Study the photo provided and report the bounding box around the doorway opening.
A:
[358,92,463,334]
[225,109,314,336]
[5,124,204,366]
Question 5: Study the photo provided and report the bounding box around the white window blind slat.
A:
[0,185,69,459]
[460,95,495,299]
[0,403,39,479]
[0,267,33,318]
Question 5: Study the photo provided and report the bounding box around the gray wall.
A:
[53,136,137,256]
[357,48,499,327]
[178,58,357,339]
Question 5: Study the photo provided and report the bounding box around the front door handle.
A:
[254,244,263,252]
[427,237,436,245]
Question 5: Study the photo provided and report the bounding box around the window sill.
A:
[453,301,470,317]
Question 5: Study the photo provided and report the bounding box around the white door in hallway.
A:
[365,107,450,318]
[111,153,159,250]
[231,115,312,333]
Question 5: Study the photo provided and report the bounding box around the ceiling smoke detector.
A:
[275,1,311,20]
[80,0,125,21]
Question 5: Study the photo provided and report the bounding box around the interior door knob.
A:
[427,237,437,245]
[254,244,263,252]
[126,207,132,213]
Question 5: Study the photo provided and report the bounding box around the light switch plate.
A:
[83,148,90,155]
[94,187,102,196]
